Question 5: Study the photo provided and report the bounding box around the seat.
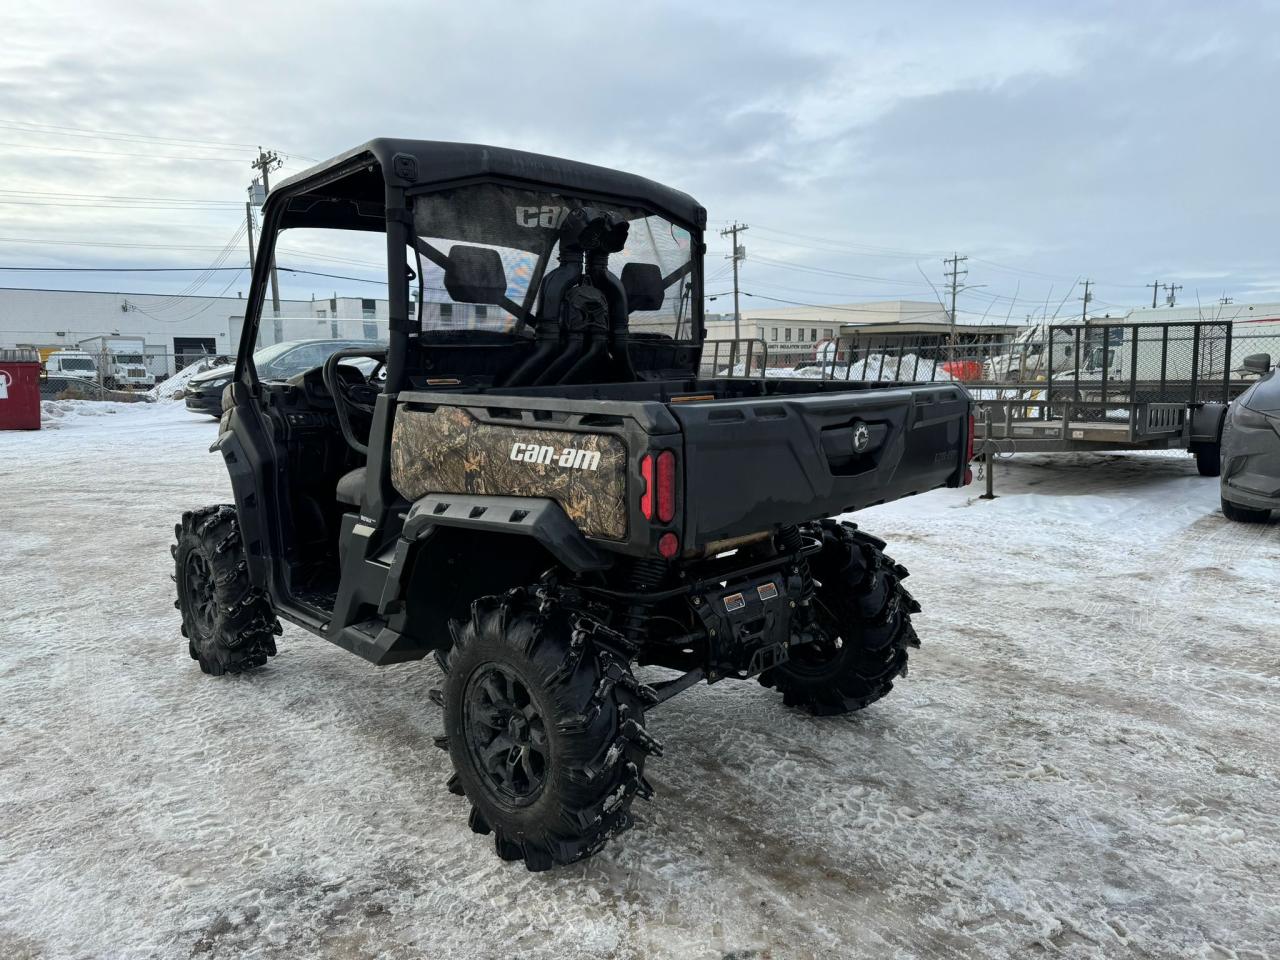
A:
[335,466,366,506]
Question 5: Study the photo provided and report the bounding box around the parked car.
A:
[185,339,381,417]
[1220,353,1279,522]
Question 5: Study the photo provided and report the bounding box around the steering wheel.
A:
[322,348,388,455]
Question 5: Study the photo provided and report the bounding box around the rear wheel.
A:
[1221,496,1271,523]
[760,520,920,716]
[441,587,659,871]
[1194,442,1221,477]
[173,505,281,675]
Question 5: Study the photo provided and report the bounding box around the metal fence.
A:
[708,323,1280,393]
[1040,321,1235,423]
[38,352,229,402]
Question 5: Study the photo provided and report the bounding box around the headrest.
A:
[444,245,507,304]
[620,262,665,312]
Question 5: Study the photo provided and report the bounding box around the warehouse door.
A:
[173,337,217,371]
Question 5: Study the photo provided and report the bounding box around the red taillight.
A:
[658,532,680,558]
[639,454,654,520]
[656,450,676,523]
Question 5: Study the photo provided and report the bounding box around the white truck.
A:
[77,336,151,389]
[984,321,1086,382]
[43,349,99,381]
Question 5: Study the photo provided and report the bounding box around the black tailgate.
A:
[670,383,970,544]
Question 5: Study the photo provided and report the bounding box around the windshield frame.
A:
[406,176,704,343]
[236,155,705,395]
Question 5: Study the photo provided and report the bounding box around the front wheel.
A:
[442,587,659,871]
[173,505,281,675]
[760,520,920,716]
[1221,496,1271,523]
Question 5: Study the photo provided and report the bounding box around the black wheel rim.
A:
[462,663,548,807]
[787,596,846,676]
[184,551,217,644]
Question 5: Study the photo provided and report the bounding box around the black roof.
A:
[273,138,705,229]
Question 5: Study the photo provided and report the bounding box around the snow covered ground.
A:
[2,402,1278,959]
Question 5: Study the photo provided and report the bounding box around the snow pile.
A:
[845,352,954,382]
[39,398,146,427]
[3,405,1280,959]
[148,357,228,402]
[717,355,957,382]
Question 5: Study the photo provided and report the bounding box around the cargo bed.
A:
[393,377,972,552]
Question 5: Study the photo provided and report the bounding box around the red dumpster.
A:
[0,348,42,430]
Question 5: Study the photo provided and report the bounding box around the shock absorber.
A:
[617,555,668,651]
[778,524,815,624]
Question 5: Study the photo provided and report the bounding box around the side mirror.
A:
[1243,353,1272,375]
[443,245,507,305]
[620,262,665,312]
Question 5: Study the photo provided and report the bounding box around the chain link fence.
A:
[38,351,230,402]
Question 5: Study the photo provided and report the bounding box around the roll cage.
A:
[233,138,708,394]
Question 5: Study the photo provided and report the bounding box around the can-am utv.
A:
[172,138,973,871]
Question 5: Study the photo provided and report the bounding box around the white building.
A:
[0,283,545,378]
[0,286,402,378]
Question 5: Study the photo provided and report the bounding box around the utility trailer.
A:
[972,320,1260,476]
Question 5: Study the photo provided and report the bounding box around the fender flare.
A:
[401,493,611,574]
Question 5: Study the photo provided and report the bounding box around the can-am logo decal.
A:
[515,205,570,229]
[509,441,601,471]
[851,420,870,452]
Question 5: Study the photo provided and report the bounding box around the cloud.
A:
[0,0,1277,313]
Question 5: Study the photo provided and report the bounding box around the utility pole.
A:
[1080,279,1093,326]
[1164,282,1182,308]
[244,201,256,272]
[943,253,967,363]
[1219,294,1233,305]
[720,223,748,368]
[251,148,283,323]
[1147,281,1161,309]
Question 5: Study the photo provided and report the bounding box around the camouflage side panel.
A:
[391,405,629,540]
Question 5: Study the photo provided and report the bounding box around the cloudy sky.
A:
[3,0,1278,320]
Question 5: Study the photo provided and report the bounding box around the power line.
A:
[0,265,245,272]
[750,224,941,259]
[0,189,234,203]
[0,264,386,287]
[750,255,923,285]
[0,118,261,150]
[0,140,252,162]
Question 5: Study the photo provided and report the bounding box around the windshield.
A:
[59,358,94,372]
[253,340,302,368]
[254,340,380,380]
[252,226,391,363]
[412,183,695,340]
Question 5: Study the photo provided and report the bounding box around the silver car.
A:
[1221,353,1280,522]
